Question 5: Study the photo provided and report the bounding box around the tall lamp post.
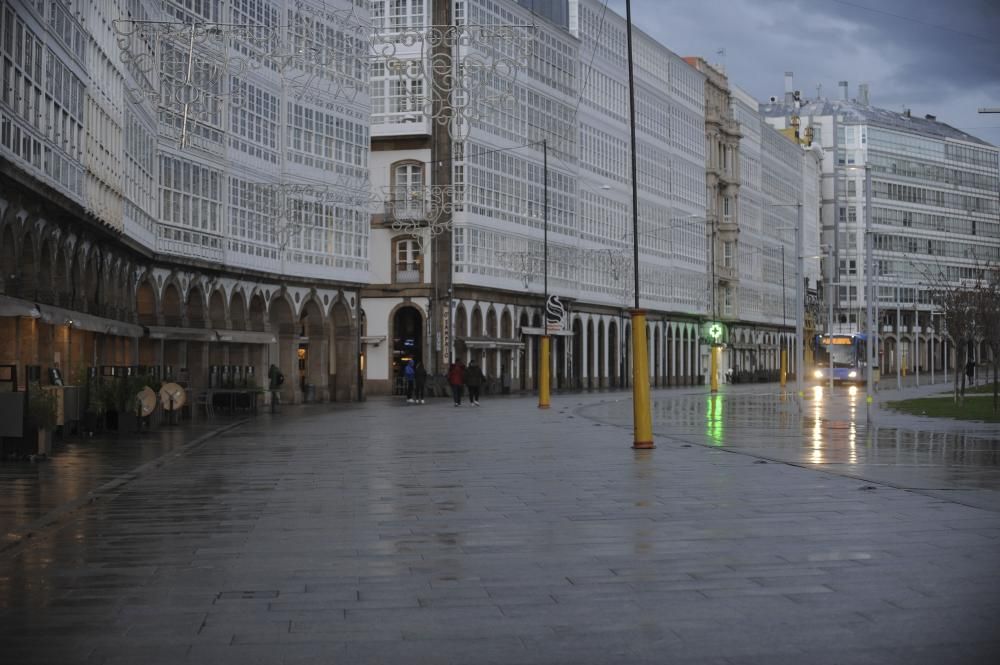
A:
[863,164,875,420]
[625,0,653,449]
[539,139,551,409]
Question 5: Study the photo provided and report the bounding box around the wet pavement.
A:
[582,383,1000,512]
[0,390,998,664]
[1,417,248,552]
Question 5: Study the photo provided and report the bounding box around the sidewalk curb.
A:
[0,419,249,558]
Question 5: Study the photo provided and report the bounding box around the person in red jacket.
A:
[447,361,466,406]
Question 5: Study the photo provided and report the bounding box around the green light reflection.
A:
[706,394,724,446]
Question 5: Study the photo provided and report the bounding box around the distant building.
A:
[686,58,820,379]
[762,77,1000,375]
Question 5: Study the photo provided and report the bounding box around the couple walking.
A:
[447,360,485,406]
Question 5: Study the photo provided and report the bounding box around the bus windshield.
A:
[815,338,858,368]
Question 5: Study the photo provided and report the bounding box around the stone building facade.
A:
[0,0,369,403]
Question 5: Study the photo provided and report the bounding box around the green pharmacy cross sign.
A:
[704,321,727,346]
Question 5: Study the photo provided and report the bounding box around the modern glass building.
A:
[763,84,1000,376]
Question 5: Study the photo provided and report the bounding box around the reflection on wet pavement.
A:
[582,386,1000,509]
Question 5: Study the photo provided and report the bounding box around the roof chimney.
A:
[858,83,869,106]
[838,81,849,101]
[784,71,794,105]
[903,108,911,118]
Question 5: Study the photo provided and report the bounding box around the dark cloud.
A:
[606,0,1000,145]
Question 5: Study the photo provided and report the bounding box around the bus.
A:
[812,333,870,384]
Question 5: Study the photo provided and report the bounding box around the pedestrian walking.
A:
[404,359,416,402]
[414,361,427,404]
[447,361,465,406]
[465,360,484,406]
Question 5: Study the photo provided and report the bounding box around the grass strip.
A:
[885,395,1000,423]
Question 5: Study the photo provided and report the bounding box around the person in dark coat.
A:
[465,361,484,406]
[404,359,416,402]
[447,361,465,406]
[414,361,428,404]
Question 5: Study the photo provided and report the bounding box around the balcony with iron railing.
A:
[385,198,429,222]
[395,263,422,284]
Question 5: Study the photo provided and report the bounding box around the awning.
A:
[213,329,277,344]
[519,326,575,337]
[0,295,144,337]
[146,327,276,344]
[146,326,215,342]
[459,337,525,350]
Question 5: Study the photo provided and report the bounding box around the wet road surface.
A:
[0,392,998,664]
[582,384,1000,512]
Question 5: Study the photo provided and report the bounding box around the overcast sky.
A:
[606,0,1000,147]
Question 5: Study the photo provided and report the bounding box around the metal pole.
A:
[828,247,834,393]
[539,140,550,409]
[795,202,804,401]
[896,284,903,390]
[864,165,874,419]
[914,309,920,387]
[625,0,653,449]
[931,312,935,385]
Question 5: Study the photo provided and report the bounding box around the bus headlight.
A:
[814,370,823,378]
[848,371,857,378]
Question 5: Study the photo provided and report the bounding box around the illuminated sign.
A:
[821,337,853,345]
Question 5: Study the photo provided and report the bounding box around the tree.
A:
[927,273,977,404]
[974,263,1000,413]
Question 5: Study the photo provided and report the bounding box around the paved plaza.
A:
[1,386,999,664]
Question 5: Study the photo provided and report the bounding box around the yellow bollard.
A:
[780,349,788,388]
[631,310,654,449]
[710,345,720,393]
[538,335,551,409]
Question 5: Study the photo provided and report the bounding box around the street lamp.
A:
[624,0,653,449]
[539,139,551,410]
[766,203,805,404]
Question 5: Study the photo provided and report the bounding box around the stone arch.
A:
[471,305,484,337]
[209,288,228,329]
[299,297,328,400]
[269,292,297,402]
[136,278,158,327]
[486,307,498,337]
[500,308,513,338]
[654,324,661,387]
[453,304,468,363]
[519,310,530,390]
[0,224,16,295]
[53,241,70,307]
[330,298,355,401]
[82,246,101,314]
[248,291,266,332]
[37,235,55,304]
[230,289,248,330]
[586,317,595,390]
[19,230,37,299]
[597,319,606,388]
[186,284,207,328]
[162,281,183,327]
[608,318,619,388]
[571,317,583,389]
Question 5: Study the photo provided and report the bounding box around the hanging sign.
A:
[545,295,566,334]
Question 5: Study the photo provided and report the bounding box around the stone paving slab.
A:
[0,415,248,551]
[0,392,998,663]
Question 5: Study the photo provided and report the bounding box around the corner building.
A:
[763,82,1000,376]
[0,0,369,403]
